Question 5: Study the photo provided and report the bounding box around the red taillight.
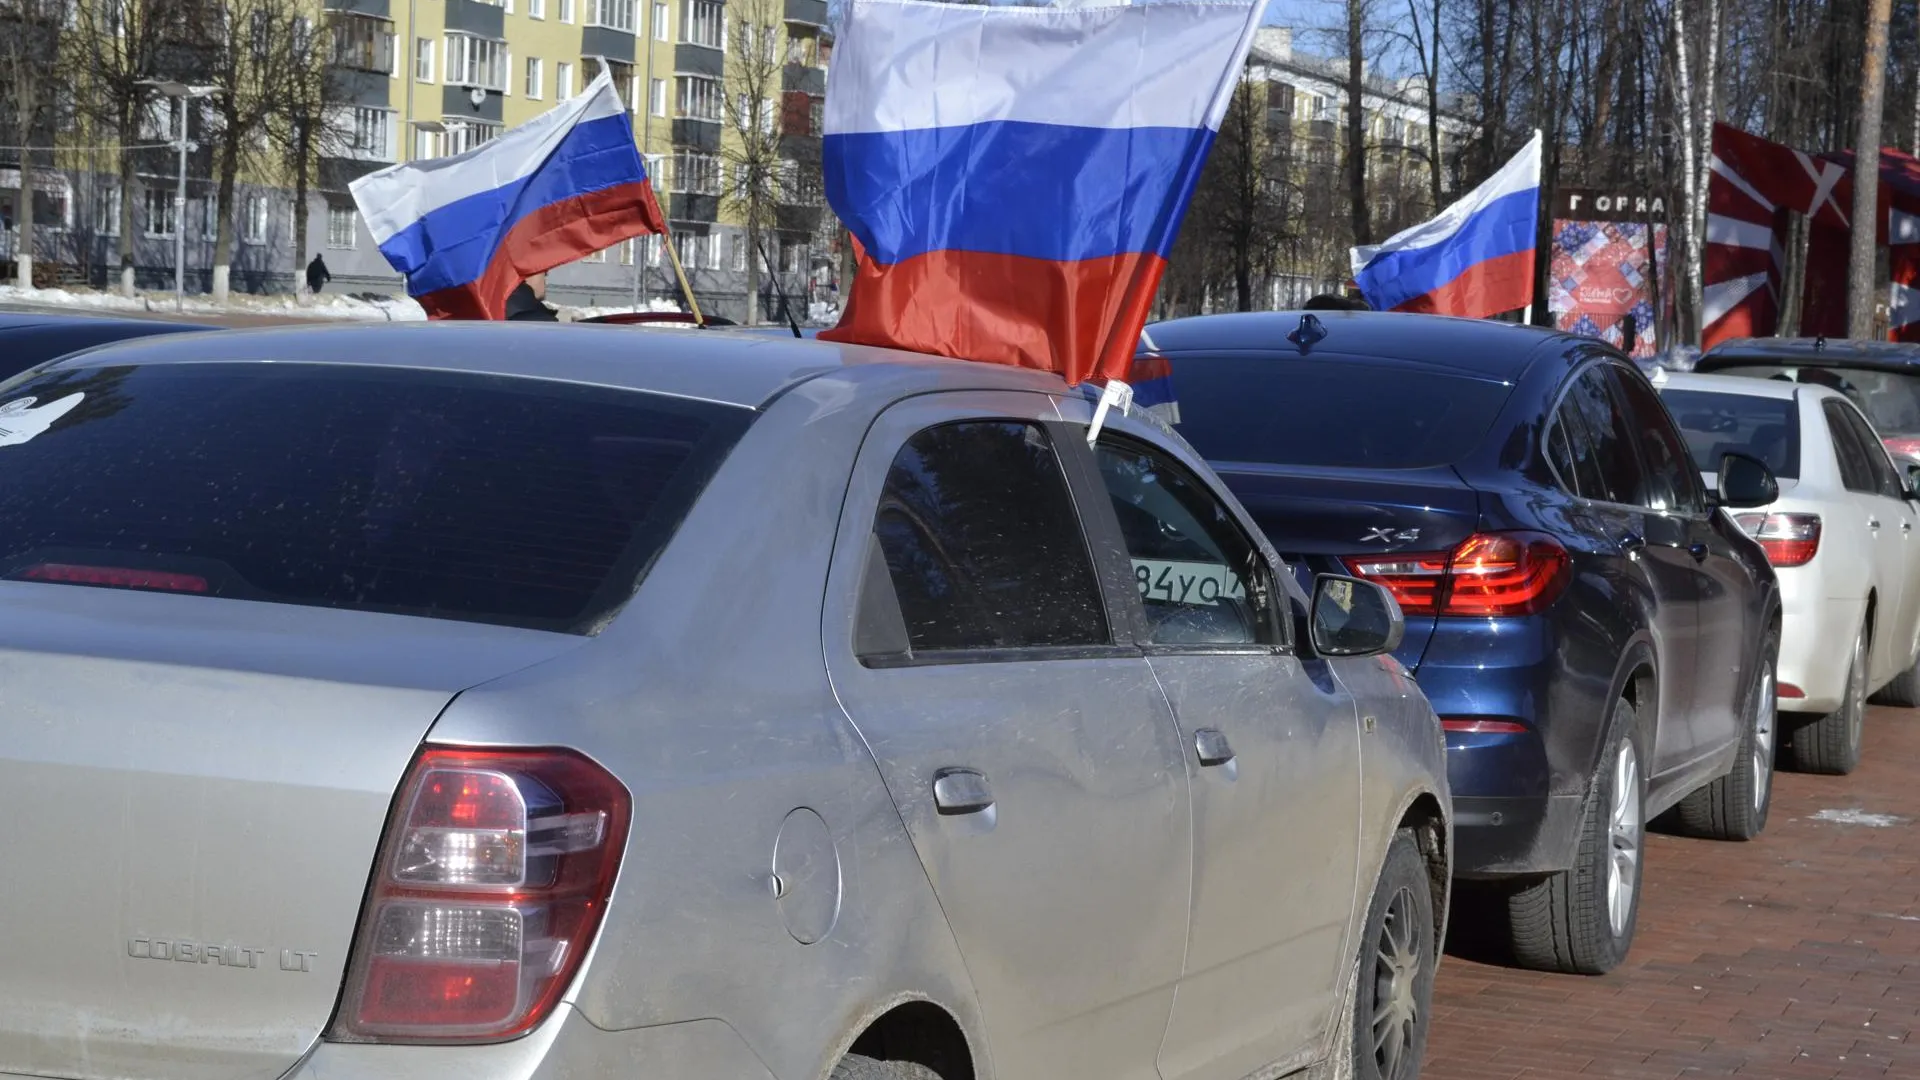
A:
[1733,512,1820,567]
[15,562,208,593]
[331,747,631,1044]
[1884,436,1920,460]
[1441,718,1530,734]
[1345,532,1570,618]
[1778,682,1806,699]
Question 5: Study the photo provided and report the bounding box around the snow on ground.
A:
[0,284,427,322]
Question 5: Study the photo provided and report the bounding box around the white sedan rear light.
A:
[330,748,630,1043]
[1733,512,1821,568]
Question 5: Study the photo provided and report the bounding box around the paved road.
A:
[1428,705,1920,1079]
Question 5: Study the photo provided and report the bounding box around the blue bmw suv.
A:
[1146,310,1782,974]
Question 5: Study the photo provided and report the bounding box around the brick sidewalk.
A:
[1426,705,1920,1079]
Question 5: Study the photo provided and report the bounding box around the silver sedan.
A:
[0,322,1450,1080]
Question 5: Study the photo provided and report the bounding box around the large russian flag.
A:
[820,0,1263,386]
[349,71,666,320]
[1350,131,1543,319]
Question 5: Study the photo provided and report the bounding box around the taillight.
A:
[331,747,631,1044]
[1884,436,1920,460]
[1733,512,1820,567]
[1345,531,1570,618]
[1441,717,1529,734]
[15,562,209,593]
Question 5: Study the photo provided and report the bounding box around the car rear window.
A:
[1164,353,1516,469]
[1704,362,1920,440]
[1656,387,1800,480]
[0,362,749,633]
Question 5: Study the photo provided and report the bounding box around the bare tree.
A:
[202,0,306,300]
[264,6,340,296]
[1849,0,1893,338]
[1345,0,1372,246]
[0,0,68,288]
[68,0,172,295]
[722,0,791,325]
[1403,0,1444,212]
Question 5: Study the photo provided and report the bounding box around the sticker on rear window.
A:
[0,392,82,447]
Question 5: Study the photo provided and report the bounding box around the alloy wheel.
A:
[1606,741,1641,938]
[1371,884,1423,1080]
[1753,663,1776,814]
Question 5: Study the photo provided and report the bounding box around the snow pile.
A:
[0,284,426,322]
[561,297,689,321]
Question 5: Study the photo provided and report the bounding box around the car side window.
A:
[1609,366,1707,515]
[1834,402,1906,500]
[1824,400,1879,494]
[862,420,1110,655]
[1546,398,1608,499]
[1560,366,1645,505]
[1093,436,1280,647]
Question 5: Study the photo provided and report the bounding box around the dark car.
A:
[0,312,217,383]
[1695,337,1920,462]
[1142,310,1782,975]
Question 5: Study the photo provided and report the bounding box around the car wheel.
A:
[1508,698,1644,975]
[1786,623,1866,776]
[1870,643,1920,707]
[1347,829,1437,1080]
[1673,624,1779,840]
[831,1055,944,1080]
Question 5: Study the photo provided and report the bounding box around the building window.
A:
[525,56,543,98]
[243,193,268,244]
[670,150,720,195]
[330,13,396,74]
[141,185,175,238]
[675,75,721,121]
[652,1,667,39]
[649,77,667,117]
[327,205,358,249]
[589,0,634,31]
[445,33,508,91]
[414,36,435,81]
[583,245,607,263]
[530,0,544,16]
[341,106,396,162]
[731,233,747,271]
[444,119,504,155]
[559,0,574,22]
[557,60,574,100]
[94,182,120,236]
[680,0,722,48]
[413,126,442,160]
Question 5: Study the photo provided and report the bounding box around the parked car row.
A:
[0,307,1914,1080]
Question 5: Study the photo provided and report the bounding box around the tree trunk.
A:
[117,147,136,297]
[1427,0,1442,211]
[745,218,762,326]
[1672,0,1704,343]
[213,117,241,302]
[1848,0,1893,338]
[293,119,311,297]
[1345,0,1369,247]
[14,74,35,289]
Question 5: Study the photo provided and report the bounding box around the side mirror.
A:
[1716,452,1779,509]
[1310,575,1405,658]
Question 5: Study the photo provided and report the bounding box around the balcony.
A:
[782,63,825,96]
[784,0,827,28]
[324,0,390,16]
[669,192,720,223]
[672,119,722,150]
[775,203,822,236]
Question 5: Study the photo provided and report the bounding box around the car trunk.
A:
[0,583,580,1080]
[1216,462,1482,672]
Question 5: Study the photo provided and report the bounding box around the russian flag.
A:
[349,70,667,320]
[1350,131,1543,319]
[819,0,1263,386]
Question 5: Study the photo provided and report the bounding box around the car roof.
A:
[1142,310,1573,380]
[1696,337,1920,373]
[1655,371,1804,400]
[40,320,1077,409]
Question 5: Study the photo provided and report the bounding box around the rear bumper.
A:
[1449,794,1587,877]
[280,1006,776,1080]
[1775,572,1864,713]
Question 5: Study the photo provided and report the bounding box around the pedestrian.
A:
[306,254,330,295]
[504,271,559,321]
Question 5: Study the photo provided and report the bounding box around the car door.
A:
[821,394,1193,1080]
[1829,399,1919,679]
[1556,363,1702,774]
[1073,413,1362,1080]
[1609,366,1752,756]
[1812,399,1904,676]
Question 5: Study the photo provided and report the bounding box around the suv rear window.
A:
[1704,362,1920,440]
[1164,353,1515,469]
[1657,387,1800,479]
[0,362,749,633]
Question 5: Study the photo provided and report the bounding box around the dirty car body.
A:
[0,323,1448,1080]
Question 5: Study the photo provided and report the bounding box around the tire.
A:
[1507,698,1645,975]
[830,1055,944,1080]
[1346,829,1437,1080]
[1870,645,1920,707]
[1786,622,1867,776]
[1674,624,1779,840]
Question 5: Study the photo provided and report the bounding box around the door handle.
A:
[1194,728,1235,767]
[1871,518,1883,530]
[1904,521,1913,534]
[1619,532,1646,556]
[1688,542,1709,562]
[932,767,994,816]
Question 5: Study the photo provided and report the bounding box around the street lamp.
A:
[137,79,221,312]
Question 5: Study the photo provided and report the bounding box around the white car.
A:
[1656,370,1920,775]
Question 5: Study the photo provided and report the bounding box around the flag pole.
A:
[662,237,705,325]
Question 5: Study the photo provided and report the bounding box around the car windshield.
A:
[1705,363,1920,439]
[1164,353,1516,469]
[1655,387,1800,479]
[0,361,749,633]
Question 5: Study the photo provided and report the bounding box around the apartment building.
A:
[0,0,830,320]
